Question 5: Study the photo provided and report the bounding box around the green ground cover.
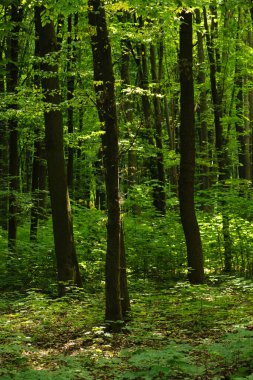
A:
[1,276,253,379]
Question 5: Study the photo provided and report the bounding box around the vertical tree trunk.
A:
[0,37,8,230]
[35,6,82,295]
[150,44,166,215]
[120,32,139,214]
[120,221,130,320]
[195,9,210,197]
[30,15,47,241]
[88,0,128,329]
[67,14,76,195]
[6,2,22,252]
[248,29,253,185]
[179,9,204,284]
[234,9,250,183]
[204,5,232,272]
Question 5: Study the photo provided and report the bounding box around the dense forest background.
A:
[2,0,253,379]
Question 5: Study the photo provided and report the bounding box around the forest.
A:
[1,0,253,379]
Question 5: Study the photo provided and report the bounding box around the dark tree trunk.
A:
[30,136,47,241]
[248,30,253,185]
[35,6,82,295]
[204,6,232,273]
[66,14,76,195]
[0,39,8,230]
[120,221,131,320]
[120,33,139,214]
[30,15,47,241]
[150,44,166,215]
[6,2,22,252]
[88,0,128,329]
[94,148,106,211]
[178,9,204,284]
[235,10,250,182]
[195,9,210,197]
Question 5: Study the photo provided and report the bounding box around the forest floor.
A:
[1,275,253,379]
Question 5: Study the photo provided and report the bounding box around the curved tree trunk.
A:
[178,9,204,284]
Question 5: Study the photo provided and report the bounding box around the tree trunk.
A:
[204,5,232,272]
[178,9,204,284]
[120,33,139,214]
[0,38,8,230]
[120,221,131,320]
[35,5,82,296]
[195,9,210,199]
[6,2,22,252]
[88,0,127,329]
[67,14,76,195]
[150,44,166,215]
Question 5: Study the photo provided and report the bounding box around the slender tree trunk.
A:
[120,221,130,320]
[234,9,250,183]
[0,38,8,230]
[6,2,22,252]
[67,14,77,195]
[120,33,139,214]
[179,9,204,284]
[150,44,166,214]
[35,6,82,295]
[204,5,232,272]
[248,29,253,185]
[195,9,210,197]
[94,148,106,210]
[88,0,129,329]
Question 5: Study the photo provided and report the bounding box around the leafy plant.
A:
[119,342,204,379]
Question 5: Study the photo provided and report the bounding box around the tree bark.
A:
[195,9,210,198]
[0,36,8,230]
[67,14,77,196]
[120,32,139,214]
[35,6,82,295]
[88,0,127,329]
[150,44,166,215]
[204,5,232,272]
[6,2,22,252]
[178,9,204,284]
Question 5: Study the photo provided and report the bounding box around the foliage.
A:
[1,277,253,379]
[119,343,204,379]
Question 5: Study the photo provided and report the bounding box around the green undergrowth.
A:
[1,276,253,379]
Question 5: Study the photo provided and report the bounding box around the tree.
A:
[178,9,204,284]
[88,0,130,328]
[35,5,82,296]
[6,1,23,252]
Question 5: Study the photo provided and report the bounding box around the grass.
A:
[1,276,253,379]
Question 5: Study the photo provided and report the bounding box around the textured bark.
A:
[6,3,22,252]
[35,6,82,295]
[179,9,204,284]
[88,0,126,328]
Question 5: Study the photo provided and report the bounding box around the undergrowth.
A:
[1,276,253,379]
